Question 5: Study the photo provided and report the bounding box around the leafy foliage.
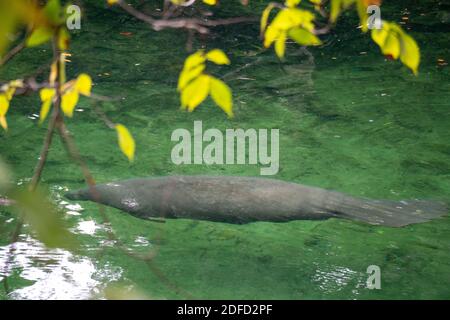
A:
[372,21,420,74]
[261,1,322,58]
[178,49,233,117]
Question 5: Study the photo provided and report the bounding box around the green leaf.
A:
[210,77,233,117]
[11,188,78,251]
[26,27,54,47]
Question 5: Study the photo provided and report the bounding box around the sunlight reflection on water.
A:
[0,234,123,300]
[312,264,365,295]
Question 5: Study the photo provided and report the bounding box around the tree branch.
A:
[116,0,257,34]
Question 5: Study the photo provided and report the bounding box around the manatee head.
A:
[65,188,90,201]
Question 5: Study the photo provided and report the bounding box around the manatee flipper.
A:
[334,197,448,227]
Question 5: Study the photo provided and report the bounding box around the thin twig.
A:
[0,42,25,67]
[29,104,61,190]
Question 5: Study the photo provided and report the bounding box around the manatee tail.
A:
[335,196,448,227]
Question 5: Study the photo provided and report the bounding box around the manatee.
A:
[65,176,447,227]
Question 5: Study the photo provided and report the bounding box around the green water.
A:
[1,0,449,299]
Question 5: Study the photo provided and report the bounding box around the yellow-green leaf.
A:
[371,22,420,75]
[275,32,287,58]
[205,49,230,65]
[0,94,10,117]
[382,32,401,59]
[76,73,92,96]
[43,0,63,24]
[39,100,52,124]
[115,124,135,162]
[181,74,211,111]
[309,0,322,10]
[356,0,368,32]
[178,64,205,91]
[39,88,56,124]
[263,7,317,51]
[285,0,302,8]
[400,32,420,75]
[260,3,276,35]
[11,188,78,251]
[264,25,280,48]
[371,23,389,47]
[288,27,322,45]
[0,116,7,130]
[40,88,56,102]
[330,0,356,23]
[5,87,16,101]
[61,89,79,117]
[210,77,233,117]
[270,9,296,31]
[183,50,206,71]
[26,27,54,47]
[270,8,315,32]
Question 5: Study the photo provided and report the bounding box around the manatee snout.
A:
[65,189,89,201]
